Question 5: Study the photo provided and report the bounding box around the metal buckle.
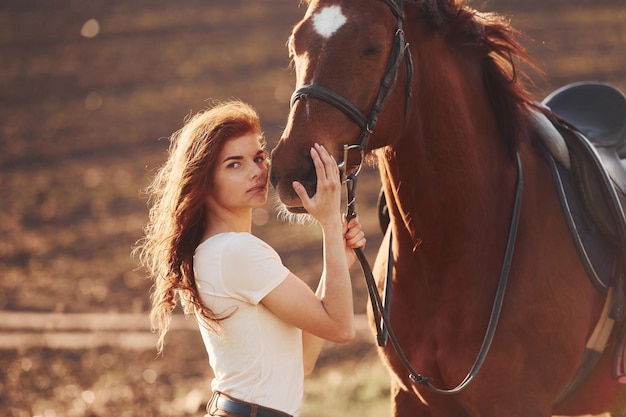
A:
[337,144,365,183]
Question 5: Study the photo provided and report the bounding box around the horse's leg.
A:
[390,380,472,417]
[390,381,434,417]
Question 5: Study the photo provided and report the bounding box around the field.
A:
[1,0,625,416]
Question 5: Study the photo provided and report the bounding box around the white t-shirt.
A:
[194,232,302,416]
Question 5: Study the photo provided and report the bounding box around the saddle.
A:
[534,81,626,399]
[538,82,626,294]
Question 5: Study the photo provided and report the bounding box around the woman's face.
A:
[207,133,269,214]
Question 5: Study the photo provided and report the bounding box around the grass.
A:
[302,356,391,417]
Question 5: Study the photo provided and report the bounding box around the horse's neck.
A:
[379,36,516,255]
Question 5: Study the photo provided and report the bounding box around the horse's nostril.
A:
[299,179,317,198]
[296,162,318,197]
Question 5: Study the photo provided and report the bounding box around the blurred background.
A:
[1,1,624,416]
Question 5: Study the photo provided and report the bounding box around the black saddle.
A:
[540,81,626,298]
[544,82,626,151]
[539,81,626,394]
[544,81,626,198]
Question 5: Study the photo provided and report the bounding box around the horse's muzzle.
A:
[269,168,317,214]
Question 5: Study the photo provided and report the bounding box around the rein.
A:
[347,154,524,394]
[290,0,525,394]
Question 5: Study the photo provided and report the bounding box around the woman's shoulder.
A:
[196,232,271,254]
[228,233,276,256]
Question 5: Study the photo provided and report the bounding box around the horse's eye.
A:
[362,45,383,57]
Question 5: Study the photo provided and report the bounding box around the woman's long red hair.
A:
[135,100,264,353]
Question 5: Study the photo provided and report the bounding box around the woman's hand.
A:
[343,215,366,267]
[292,143,342,228]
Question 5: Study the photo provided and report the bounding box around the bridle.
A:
[290,0,413,179]
[289,0,525,396]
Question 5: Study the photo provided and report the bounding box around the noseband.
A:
[289,0,413,177]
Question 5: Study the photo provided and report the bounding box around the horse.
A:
[269,0,626,415]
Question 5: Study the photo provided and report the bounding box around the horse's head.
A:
[270,0,412,213]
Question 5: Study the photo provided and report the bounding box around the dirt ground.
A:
[1,0,625,416]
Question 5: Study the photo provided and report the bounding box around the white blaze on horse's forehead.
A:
[312,5,347,39]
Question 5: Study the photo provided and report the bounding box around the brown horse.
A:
[269,0,626,415]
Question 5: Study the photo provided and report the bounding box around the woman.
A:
[136,100,365,417]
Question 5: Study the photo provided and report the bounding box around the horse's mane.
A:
[412,0,542,156]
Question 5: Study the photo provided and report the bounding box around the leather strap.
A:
[346,153,525,395]
[209,392,292,417]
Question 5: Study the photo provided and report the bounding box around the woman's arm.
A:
[261,144,365,371]
[301,215,365,374]
[263,216,364,374]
